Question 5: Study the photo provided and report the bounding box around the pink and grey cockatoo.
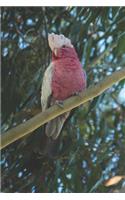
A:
[41,33,86,140]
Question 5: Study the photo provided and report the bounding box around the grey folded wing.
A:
[41,62,70,140]
[41,63,54,111]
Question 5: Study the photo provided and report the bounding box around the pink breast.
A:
[52,57,86,100]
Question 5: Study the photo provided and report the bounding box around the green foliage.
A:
[1,7,125,193]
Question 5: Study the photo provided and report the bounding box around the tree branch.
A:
[1,68,125,150]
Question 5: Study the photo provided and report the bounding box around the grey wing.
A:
[41,63,54,111]
[41,63,70,140]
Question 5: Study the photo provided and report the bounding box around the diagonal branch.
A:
[1,68,125,150]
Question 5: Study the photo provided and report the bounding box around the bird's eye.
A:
[62,45,66,48]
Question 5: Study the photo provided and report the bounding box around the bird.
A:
[41,33,86,154]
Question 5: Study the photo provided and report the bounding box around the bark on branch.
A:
[1,68,125,150]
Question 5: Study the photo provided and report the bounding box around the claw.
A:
[55,100,64,108]
[73,91,82,98]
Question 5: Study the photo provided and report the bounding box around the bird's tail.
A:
[45,111,70,139]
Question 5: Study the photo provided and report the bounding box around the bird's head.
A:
[48,33,73,56]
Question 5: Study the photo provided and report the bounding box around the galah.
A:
[41,33,86,140]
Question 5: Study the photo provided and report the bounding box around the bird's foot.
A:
[55,100,64,108]
[73,91,82,98]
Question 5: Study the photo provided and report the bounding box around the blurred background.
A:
[1,7,125,192]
